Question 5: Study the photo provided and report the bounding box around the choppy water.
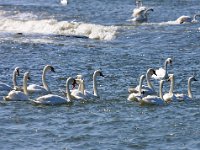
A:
[0,0,200,149]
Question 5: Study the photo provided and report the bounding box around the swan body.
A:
[0,67,20,91]
[163,74,177,102]
[33,77,75,105]
[128,75,145,102]
[129,68,157,96]
[176,14,200,24]
[152,58,172,80]
[140,80,166,106]
[175,76,197,101]
[4,72,30,101]
[27,65,55,94]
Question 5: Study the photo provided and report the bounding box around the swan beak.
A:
[167,78,170,82]
[51,67,55,73]
[72,79,77,89]
[17,70,20,76]
[27,76,31,80]
[194,78,198,81]
[153,70,157,76]
[100,72,104,77]
[149,8,154,12]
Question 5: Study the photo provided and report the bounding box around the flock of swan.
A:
[59,0,200,24]
[128,58,197,105]
[132,0,200,24]
[0,57,198,106]
[0,65,104,105]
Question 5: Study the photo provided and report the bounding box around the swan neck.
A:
[66,79,72,101]
[23,75,28,95]
[159,81,163,99]
[81,81,85,94]
[163,60,168,79]
[78,84,82,92]
[93,73,98,97]
[12,70,17,87]
[138,76,144,95]
[146,72,154,90]
[42,67,50,92]
[169,76,174,95]
[188,78,192,98]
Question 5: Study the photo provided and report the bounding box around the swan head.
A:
[147,68,157,76]
[24,72,31,80]
[95,70,104,77]
[190,75,198,82]
[49,66,55,72]
[193,14,200,22]
[140,74,146,81]
[76,74,83,80]
[167,74,174,82]
[75,78,84,85]
[44,65,55,73]
[71,78,77,89]
[166,58,172,66]
[14,67,20,76]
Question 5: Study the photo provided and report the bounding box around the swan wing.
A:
[175,93,191,101]
[127,93,142,102]
[141,95,165,105]
[4,90,29,101]
[34,94,69,105]
[128,87,139,93]
[133,6,147,17]
[134,85,156,96]
[27,84,49,94]
[71,89,86,100]
[84,90,98,99]
[176,16,192,24]
[152,68,166,80]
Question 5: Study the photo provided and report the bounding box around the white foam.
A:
[0,11,118,41]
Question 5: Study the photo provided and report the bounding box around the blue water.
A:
[0,0,200,149]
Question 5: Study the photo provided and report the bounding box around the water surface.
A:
[0,0,200,149]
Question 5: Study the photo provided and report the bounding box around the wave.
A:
[0,11,118,41]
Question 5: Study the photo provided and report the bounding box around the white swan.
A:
[129,68,157,96]
[175,76,197,101]
[60,0,68,5]
[128,75,145,102]
[176,14,200,24]
[152,58,172,80]
[82,70,104,99]
[4,72,30,101]
[33,77,76,105]
[132,6,154,23]
[163,74,177,102]
[0,67,21,91]
[27,65,55,94]
[140,80,166,106]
